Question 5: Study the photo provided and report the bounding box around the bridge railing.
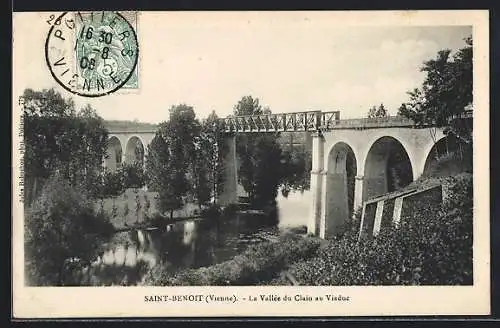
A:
[328,116,416,129]
[222,111,341,133]
[221,111,422,132]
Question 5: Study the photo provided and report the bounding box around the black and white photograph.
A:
[12,10,490,317]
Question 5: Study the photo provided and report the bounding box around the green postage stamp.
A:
[45,11,139,97]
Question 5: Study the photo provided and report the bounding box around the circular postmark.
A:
[45,11,139,97]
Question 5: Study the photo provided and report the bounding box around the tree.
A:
[145,133,181,218]
[99,168,125,198]
[280,145,311,197]
[22,89,108,204]
[145,105,229,214]
[24,175,114,285]
[160,105,200,217]
[145,133,169,192]
[234,96,282,206]
[96,167,126,219]
[398,37,473,143]
[191,122,212,208]
[368,103,388,118]
[200,110,228,205]
[146,104,198,219]
[74,105,109,194]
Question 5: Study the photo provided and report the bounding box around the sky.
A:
[13,12,472,123]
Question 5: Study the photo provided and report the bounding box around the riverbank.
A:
[276,175,472,286]
[66,203,287,286]
[279,173,472,286]
[141,173,473,286]
[141,232,322,286]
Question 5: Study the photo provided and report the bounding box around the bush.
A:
[142,234,322,286]
[25,175,115,286]
[201,203,222,220]
[288,174,473,286]
[422,149,472,179]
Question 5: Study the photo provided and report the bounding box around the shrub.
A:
[288,174,473,286]
[422,149,472,179]
[25,175,115,286]
[201,203,222,220]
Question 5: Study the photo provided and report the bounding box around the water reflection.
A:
[276,189,311,228]
[93,190,311,284]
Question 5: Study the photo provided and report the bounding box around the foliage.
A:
[146,105,199,217]
[98,169,125,199]
[286,174,473,286]
[22,89,109,204]
[24,175,115,286]
[120,162,146,189]
[367,103,388,118]
[233,96,283,206]
[144,132,182,218]
[145,133,169,193]
[398,37,473,143]
[92,162,145,205]
[164,104,201,200]
[189,111,219,207]
[420,151,473,180]
[145,107,230,214]
[200,203,223,220]
[142,234,322,286]
[280,146,311,197]
[199,111,228,205]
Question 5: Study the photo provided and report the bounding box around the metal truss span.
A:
[222,111,341,133]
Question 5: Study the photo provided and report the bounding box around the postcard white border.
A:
[12,10,490,318]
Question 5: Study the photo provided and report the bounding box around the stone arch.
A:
[322,142,357,236]
[422,134,470,177]
[363,136,413,201]
[104,136,123,171]
[125,136,145,167]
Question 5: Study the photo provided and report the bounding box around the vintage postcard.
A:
[12,10,490,318]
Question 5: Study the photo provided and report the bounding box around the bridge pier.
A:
[320,171,351,238]
[353,175,364,212]
[307,132,324,236]
[218,135,238,206]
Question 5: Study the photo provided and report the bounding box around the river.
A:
[84,190,312,285]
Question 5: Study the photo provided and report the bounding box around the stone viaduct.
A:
[103,120,157,171]
[103,113,461,239]
[305,119,449,238]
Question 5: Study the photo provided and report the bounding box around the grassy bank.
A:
[141,233,322,286]
[276,173,473,286]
